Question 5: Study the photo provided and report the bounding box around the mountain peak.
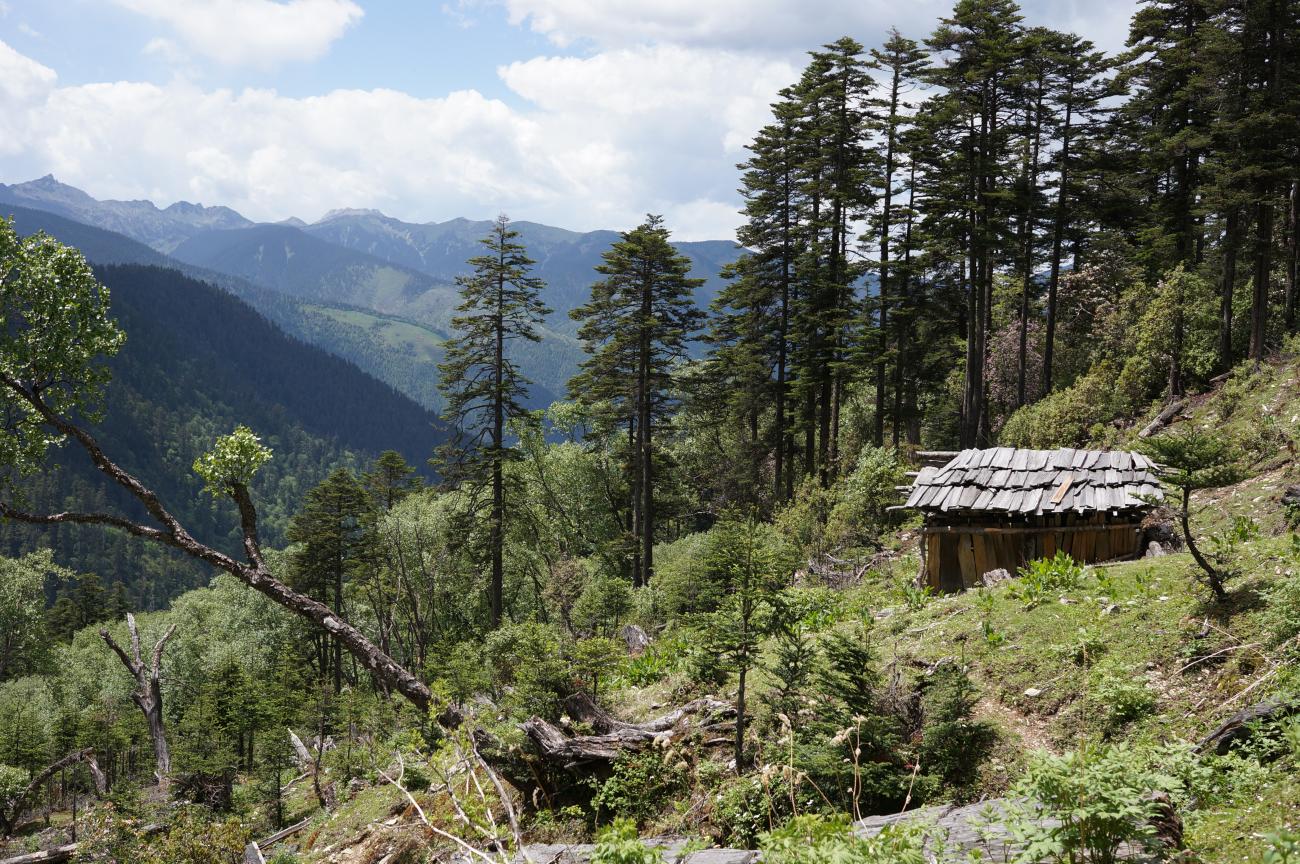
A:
[317,207,388,223]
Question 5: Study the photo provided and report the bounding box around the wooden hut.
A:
[904,447,1163,592]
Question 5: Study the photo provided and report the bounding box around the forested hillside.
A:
[0,262,441,608]
[2,0,1300,862]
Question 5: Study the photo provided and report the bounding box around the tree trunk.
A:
[1180,488,1226,600]
[875,65,901,447]
[101,614,175,790]
[638,265,654,587]
[1286,179,1298,330]
[1219,207,1241,371]
[1043,88,1074,394]
[1251,192,1274,362]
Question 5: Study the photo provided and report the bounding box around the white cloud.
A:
[0,38,775,239]
[497,0,1136,55]
[111,0,363,67]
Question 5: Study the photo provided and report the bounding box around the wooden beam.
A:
[921,524,1141,536]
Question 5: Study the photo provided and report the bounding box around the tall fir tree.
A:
[437,215,551,627]
[570,216,703,587]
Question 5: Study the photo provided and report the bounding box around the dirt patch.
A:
[974,695,1058,755]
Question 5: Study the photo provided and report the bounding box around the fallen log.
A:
[1197,697,1299,756]
[0,844,78,864]
[523,694,736,771]
[1138,399,1187,439]
[1,749,106,837]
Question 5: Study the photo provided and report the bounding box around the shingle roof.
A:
[904,447,1163,515]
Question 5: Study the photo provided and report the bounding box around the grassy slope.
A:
[271,354,1300,863]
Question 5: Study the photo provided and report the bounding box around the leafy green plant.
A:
[1008,745,1167,864]
[760,814,925,864]
[592,750,688,827]
[1089,661,1156,734]
[898,580,935,612]
[1010,552,1085,609]
[590,818,665,864]
[1207,515,1260,571]
[1265,829,1300,864]
[974,589,1004,646]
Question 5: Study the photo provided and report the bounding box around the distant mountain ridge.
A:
[1,176,745,411]
[0,175,251,252]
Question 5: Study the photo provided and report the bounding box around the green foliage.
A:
[86,805,251,864]
[1088,661,1157,734]
[760,814,925,864]
[0,550,66,680]
[823,447,907,547]
[592,751,688,826]
[590,818,665,864]
[571,637,624,699]
[1265,829,1300,864]
[919,663,997,794]
[1010,552,1086,610]
[707,772,793,848]
[0,221,125,488]
[192,425,273,498]
[484,622,571,720]
[572,573,634,638]
[1008,745,1168,864]
[0,764,29,809]
[999,362,1131,448]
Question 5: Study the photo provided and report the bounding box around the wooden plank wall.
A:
[923,513,1145,591]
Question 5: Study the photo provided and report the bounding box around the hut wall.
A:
[923,512,1146,591]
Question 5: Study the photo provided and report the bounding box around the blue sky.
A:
[0,0,1141,239]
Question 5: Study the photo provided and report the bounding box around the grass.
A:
[304,305,446,362]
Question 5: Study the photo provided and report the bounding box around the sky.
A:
[0,0,1141,241]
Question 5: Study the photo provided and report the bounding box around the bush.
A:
[483,622,571,720]
[1089,661,1156,735]
[652,533,722,619]
[709,772,792,848]
[920,664,997,795]
[760,814,926,864]
[823,447,907,548]
[1009,552,1086,609]
[999,362,1131,449]
[590,818,664,864]
[1008,745,1169,864]
[592,750,688,827]
[0,764,28,807]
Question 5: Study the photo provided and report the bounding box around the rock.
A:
[981,568,1011,587]
[1145,541,1167,558]
[1024,687,1043,698]
[1281,485,1300,507]
[1102,603,1120,615]
[620,624,651,656]
[1059,596,1076,605]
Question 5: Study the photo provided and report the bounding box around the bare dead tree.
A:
[100,614,176,789]
[0,748,105,838]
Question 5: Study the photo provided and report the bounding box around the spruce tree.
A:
[436,215,551,627]
[570,216,703,587]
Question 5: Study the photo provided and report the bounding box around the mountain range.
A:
[4,207,444,606]
[0,177,745,413]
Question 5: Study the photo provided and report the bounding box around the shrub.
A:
[1089,662,1156,735]
[592,750,688,827]
[0,764,28,807]
[1008,745,1168,864]
[590,818,664,864]
[483,622,571,720]
[760,814,926,864]
[823,447,907,547]
[999,362,1128,449]
[1010,552,1085,609]
[920,664,997,795]
[709,772,792,848]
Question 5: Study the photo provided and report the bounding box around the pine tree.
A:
[869,30,928,443]
[288,468,371,694]
[570,215,703,587]
[436,215,551,627]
